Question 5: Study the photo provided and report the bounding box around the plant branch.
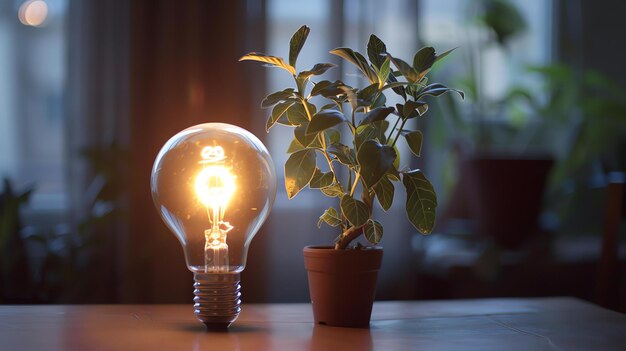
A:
[387,114,402,142]
[334,224,365,250]
[302,96,339,183]
[349,172,360,196]
[391,117,408,148]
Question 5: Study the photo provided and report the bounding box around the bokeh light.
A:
[18,0,49,27]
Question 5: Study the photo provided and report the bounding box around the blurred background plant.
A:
[0,144,127,303]
[0,178,33,303]
[431,0,626,238]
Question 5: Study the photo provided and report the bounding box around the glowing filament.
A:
[195,146,236,273]
[195,165,236,212]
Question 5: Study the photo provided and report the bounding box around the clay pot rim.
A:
[304,245,383,251]
[303,245,383,258]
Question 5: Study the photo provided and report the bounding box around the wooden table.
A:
[1,297,625,350]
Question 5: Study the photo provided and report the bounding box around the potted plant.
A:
[240,25,463,327]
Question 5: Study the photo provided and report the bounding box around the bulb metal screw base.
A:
[193,272,241,330]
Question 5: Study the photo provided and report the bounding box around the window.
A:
[419,0,553,107]
[0,0,68,212]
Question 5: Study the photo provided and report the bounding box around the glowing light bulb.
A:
[151,123,276,329]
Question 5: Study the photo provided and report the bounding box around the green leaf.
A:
[317,207,342,228]
[357,140,396,188]
[360,106,395,126]
[330,47,378,83]
[286,139,305,154]
[321,103,338,110]
[367,34,387,69]
[373,175,394,211]
[396,103,405,119]
[295,75,308,95]
[310,80,332,96]
[289,25,310,68]
[387,54,420,83]
[392,144,400,170]
[310,168,334,189]
[382,81,409,91]
[287,101,316,125]
[284,149,317,199]
[377,57,392,88]
[434,47,456,65]
[294,123,319,147]
[320,182,345,197]
[326,129,341,144]
[339,85,359,110]
[405,131,423,156]
[387,165,400,181]
[413,47,436,74]
[364,219,383,244]
[275,113,295,126]
[340,195,370,227]
[417,83,465,100]
[403,100,428,119]
[355,121,388,148]
[357,83,380,106]
[413,47,456,80]
[267,101,296,131]
[297,63,336,80]
[402,170,437,234]
[416,102,429,116]
[328,143,356,166]
[306,110,345,135]
[387,73,407,100]
[371,90,387,108]
[402,101,418,119]
[311,80,346,97]
[406,84,420,100]
[307,132,327,149]
[261,88,296,108]
[239,52,295,75]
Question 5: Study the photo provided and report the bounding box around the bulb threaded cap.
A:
[193,272,241,330]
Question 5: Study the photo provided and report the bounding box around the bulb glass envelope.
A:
[151,123,276,273]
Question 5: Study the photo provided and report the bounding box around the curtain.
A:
[126,0,267,302]
[67,0,266,302]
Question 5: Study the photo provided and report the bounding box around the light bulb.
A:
[151,123,277,329]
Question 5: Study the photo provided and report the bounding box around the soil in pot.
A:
[303,246,383,328]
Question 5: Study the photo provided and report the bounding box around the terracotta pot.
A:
[303,246,383,328]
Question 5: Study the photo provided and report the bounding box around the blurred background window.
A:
[419,0,553,103]
[0,0,624,309]
[0,0,68,213]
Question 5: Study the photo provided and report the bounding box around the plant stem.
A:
[387,115,402,142]
[302,97,339,183]
[334,224,365,250]
[361,187,374,215]
[391,117,408,148]
[349,172,360,196]
[300,96,312,121]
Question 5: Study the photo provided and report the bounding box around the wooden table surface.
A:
[1,297,625,350]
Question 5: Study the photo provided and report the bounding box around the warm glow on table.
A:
[1,298,625,350]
